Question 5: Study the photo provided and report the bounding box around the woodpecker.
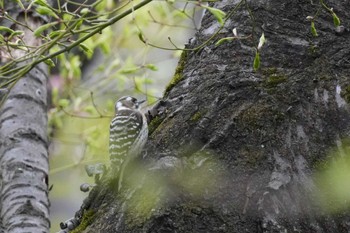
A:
[109,96,148,190]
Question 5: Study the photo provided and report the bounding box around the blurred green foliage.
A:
[315,140,350,213]
[121,150,223,226]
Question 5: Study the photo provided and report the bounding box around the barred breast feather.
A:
[109,108,147,171]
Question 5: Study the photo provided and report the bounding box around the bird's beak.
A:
[137,99,146,105]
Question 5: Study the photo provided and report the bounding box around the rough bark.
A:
[74,0,350,232]
[0,2,50,233]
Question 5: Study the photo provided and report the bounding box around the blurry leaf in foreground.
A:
[202,5,226,26]
[315,141,350,213]
[122,150,224,226]
[124,163,166,225]
[177,150,221,196]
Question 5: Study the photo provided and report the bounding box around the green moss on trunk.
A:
[164,50,188,95]
[70,210,95,233]
[341,85,350,103]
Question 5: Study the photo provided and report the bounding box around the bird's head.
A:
[115,96,145,111]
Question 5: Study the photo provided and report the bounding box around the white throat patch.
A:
[116,102,123,108]
[116,106,129,111]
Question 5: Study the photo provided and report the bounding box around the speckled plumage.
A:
[109,96,148,190]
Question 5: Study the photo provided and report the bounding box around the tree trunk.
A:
[73,0,350,232]
[0,2,50,233]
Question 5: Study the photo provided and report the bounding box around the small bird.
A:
[109,96,148,191]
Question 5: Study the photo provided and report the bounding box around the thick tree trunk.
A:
[0,2,50,233]
[74,0,350,232]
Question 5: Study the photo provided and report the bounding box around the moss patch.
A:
[341,85,350,103]
[261,67,278,76]
[239,146,264,166]
[190,111,202,122]
[164,50,188,95]
[70,210,95,233]
[308,44,320,57]
[239,104,284,128]
[239,105,268,127]
[265,74,287,88]
[261,67,288,90]
[148,116,164,135]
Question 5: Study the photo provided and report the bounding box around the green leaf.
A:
[44,58,55,67]
[40,55,55,67]
[253,51,260,71]
[36,6,59,19]
[138,32,146,43]
[14,0,25,9]
[84,105,96,114]
[8,30,24,40]
[68,56,82,79]
[80,8,91,15]
[52,87,59,105]
[34,0,49,7]
[58,99,70,108]
[203,6,226,26]
[332,13,340,27]
[48,30,64,39]
[8,41,21,48]
[51,114,63,128]
[311,21,318,37]
[120,67,139,74]
[63,13,73,21]
[215,37,234,46]
[34,22,58,37]
[144,64,158,71]
[79,43,93,58]
[0,26,14,34]
[74,19,84,30]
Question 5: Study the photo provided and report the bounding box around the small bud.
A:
[232,28,237,37]
[306,16,314,21]
[257,33,266,50]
